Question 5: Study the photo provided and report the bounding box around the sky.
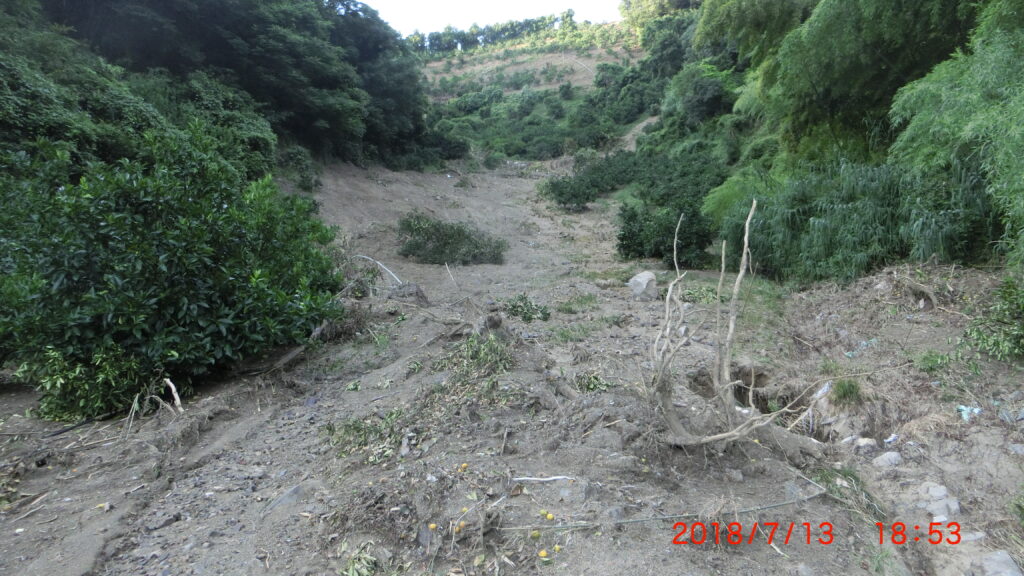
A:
[367,0,622,37]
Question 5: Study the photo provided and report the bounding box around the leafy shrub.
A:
[432,334,514,385]
[502,294,550,323]
[617,201,713,269]
[541,150,637,211]
[719,161,996,283]
[277,144,320,192]
[0,132,341,418]
[831,379,863,407]
[397,212,507,265]
[965,277,1024,362]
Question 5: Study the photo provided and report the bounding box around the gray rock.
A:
[388,283,429,307]
[854,437,879,455]
[628,271,658,301]
[926,498,960,518]
[872,451,903,468]
[1009,444,1024,456]
[145,512,181,532]
[725,468,744,483]
[606,506,627,522]
[918,481,948,500]
[971,550,1024,576]
[262,480,323,518]
[793,564,815,576]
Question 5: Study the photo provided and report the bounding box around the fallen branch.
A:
[163,378,184,413]
[354,254,402,285]
[511,476,575,483]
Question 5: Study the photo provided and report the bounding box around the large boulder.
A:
[628,271,658,301]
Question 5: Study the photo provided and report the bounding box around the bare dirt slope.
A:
[1,157,1022,576]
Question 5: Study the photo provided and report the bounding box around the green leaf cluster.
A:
[397,213,508,266]
[0,133,341,418]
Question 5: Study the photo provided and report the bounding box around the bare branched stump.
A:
[650,200,824,461]
[650,201,772,444]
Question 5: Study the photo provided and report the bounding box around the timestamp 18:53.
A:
[876,522,961,545]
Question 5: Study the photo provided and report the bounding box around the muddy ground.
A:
[1,156,1022,576]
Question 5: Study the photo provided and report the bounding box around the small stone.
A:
[606,506,626,521]
[1009,444,1024,456]
[145,512,181,533]
[854,437,879,455]
[725,469,744,483]
[927,485,949,500]
[926,498,960,518]
[793,564,815,576]
[872,451,903,468]
[971,550,1024,576]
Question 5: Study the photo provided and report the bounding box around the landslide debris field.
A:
[1,160,1023,576]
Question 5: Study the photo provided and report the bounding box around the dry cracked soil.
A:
[1,156,1023,576]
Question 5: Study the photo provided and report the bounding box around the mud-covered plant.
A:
[915,350,951,374]
[574,371,611,393]
[397,212,507,265]
[328,408,404,463]
[1012,488,1024,530]
[556,293,598,314]
[432,334,514,384]
[502,294,551,323]
[966,277,1024,362]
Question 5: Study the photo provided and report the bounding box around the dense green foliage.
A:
[542,150,639,211]
[39,0,446,166]
[0,0,444,417]
[397,213,508,265]
[0,134,341,418]
[524,0,1017,291]
[966,277,1024,362]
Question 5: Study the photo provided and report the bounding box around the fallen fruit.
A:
[530,530,541,540]
[428,523,437,531]
[553,545,562,553]
[538,550,548,558]
[546,513,554,521]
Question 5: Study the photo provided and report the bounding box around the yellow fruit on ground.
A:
[428,523,437,531]
[530,530,541,540]
[538,550,548,558]
[546,513,554,520]
[553,545,562,553]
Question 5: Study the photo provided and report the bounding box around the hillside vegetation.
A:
[3,0,1023,419]
[0,0,457,417]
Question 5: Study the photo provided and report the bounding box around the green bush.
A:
[617,201,713,269]
[719,161,996,282]
[397,212,507,265]
[0,132,342,418]
[965,277,1024,362]
[502,294,550,323]
[541,150,637,211]
[277,144,320,192]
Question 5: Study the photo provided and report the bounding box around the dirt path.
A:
[1,158,1022,576]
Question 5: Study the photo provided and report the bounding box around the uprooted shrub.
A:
[397,212,507,265]
[0,131,342,419]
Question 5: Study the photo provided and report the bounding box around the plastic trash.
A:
[957,405,982,422]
